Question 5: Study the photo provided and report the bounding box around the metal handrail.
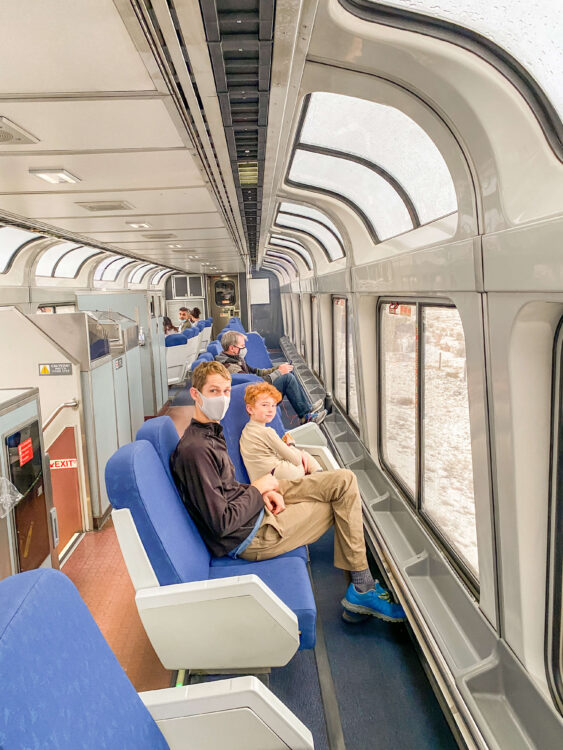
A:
[42,399,79,431]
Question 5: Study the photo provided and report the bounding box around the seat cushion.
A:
[0,570,167,750]
[106,440,211,585]
[209,557,316,650]
[210,545,308,566]
[136,415,179,484]
[165,332,186,347]
[245,332,273,368]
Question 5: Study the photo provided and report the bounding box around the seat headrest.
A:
[0,569,167,749]
[220,384,285,483]
[106,441,211,584]
[183,328,197,339]
[165,333,186,347]
[136,416,179,483]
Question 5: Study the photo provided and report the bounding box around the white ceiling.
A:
[0,0,245,274]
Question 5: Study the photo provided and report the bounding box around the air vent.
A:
[76,200,134,212]
[143,233,177,240]
[0,116,39,145]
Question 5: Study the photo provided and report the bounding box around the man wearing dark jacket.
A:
[215,331,326,424]
[170,360,405,622]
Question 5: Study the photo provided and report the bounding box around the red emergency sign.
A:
[18,437,34,467]
[49,458,78,470]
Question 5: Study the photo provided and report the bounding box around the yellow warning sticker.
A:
[38,363,72,376]
[40,365,50,375]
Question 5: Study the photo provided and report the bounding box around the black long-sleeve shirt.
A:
[170,419,264,556]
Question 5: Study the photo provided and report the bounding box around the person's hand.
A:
[252,474,279,495]
[282,432,296,446]
[302,452,316,474]
[263,490,286,515]
[278,363,293,374]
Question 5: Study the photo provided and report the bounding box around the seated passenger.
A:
[190,307,202,323]
[171,361,406,623]
[163,315,178,335]
[240,382,323,480]
[178,306,192,331]
[215,331,327,425]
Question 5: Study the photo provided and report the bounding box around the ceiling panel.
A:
[0,151,203,192]
[92,228,229,242]
[0,99,184,152]
[49,213,223,232]
[0,0,155,93]
[0,187,217,218]
[111,238,234,250]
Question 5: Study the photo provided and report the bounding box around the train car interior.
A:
[0,1,562,748]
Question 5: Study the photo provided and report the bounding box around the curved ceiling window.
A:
[300,93,457,224]
[270,235,313,269]
[94,255,120,281]
[151,268,171,285]
[55,246,102,278]
[275,209,344,261]
[266,250,299,273]
[371,0,563,125]
[263,259,291,280]
[0,226,43,274]
[35,242,82,277]
[289,148,413,241]
[129,263,157,284]
[279,201,345,244]
[102,256,136,282]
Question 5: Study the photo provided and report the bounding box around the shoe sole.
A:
[341,598,406,623]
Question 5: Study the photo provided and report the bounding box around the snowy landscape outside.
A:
[380,303,478,578]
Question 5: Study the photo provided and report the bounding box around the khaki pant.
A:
[240,469,368,571]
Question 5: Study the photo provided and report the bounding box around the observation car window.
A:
[347,313,360,426]
[421,306,477,577]
[270,236,313,269]
[380,303,417,495]
[311,296,321,380]
[266,250,299,273]
[279,201,344,244]
[332,297,358,426]
[0,226,42,273]
[54,246,101,278]
[379,300,478,583]
[151,268,170,285]
[94,255,119,281]
[290,149,413,241]
[35,242,81,277]
[276,210,344,261]
[300,93,457,224]
[102,256,135,282]
[368,0,562,124]
[129,263,157,284]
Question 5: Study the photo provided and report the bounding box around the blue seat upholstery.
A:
[190,356,208,370]
[165,332,187,347]
[208,341,223,357]
[182,327,197,339]
[105,439,315,648]
[245,332,273,368]
[231,372,262,385]
[136,415,307,568]
[197,352,213,362]
[0,569,167,750]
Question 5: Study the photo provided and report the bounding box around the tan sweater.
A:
[240,421,306,482]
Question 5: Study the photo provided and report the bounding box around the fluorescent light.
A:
[127,222,151,229]
[168,243,183,248]
[29,168,80,184]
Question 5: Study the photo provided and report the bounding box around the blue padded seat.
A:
[182,327,197,339]
[0,569,167,750]
[136,416,307,568]
[190,356,208,370]
[105,440,315,649]
[197,352,213,362]
[245,332,273,368]
[231,372,262,386]
[208,341,223,357]
[165,332,187,347]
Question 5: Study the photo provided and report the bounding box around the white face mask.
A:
[238,347,248,359]
[196,390,230,421]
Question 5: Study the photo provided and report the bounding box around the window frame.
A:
[53,246,103,278]
[546,317,563,715]
[269,235,313,269]
[377,297,479,593]
[275,209,345,262]
[0,227,44,274]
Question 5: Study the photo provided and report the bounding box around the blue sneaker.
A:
[300,409,327,425]
[341,582,406,622]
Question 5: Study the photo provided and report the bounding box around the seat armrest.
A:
[140,677,313,750]
[295,443,340,471]
[287,422,328,446]
[136,575,299,670]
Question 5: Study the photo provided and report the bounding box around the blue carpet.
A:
[270,650,329,750]
[308,529,457,749]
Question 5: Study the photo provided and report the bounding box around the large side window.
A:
[379,301,478,584]
[333,297,359,427]
[311,295,321,379]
